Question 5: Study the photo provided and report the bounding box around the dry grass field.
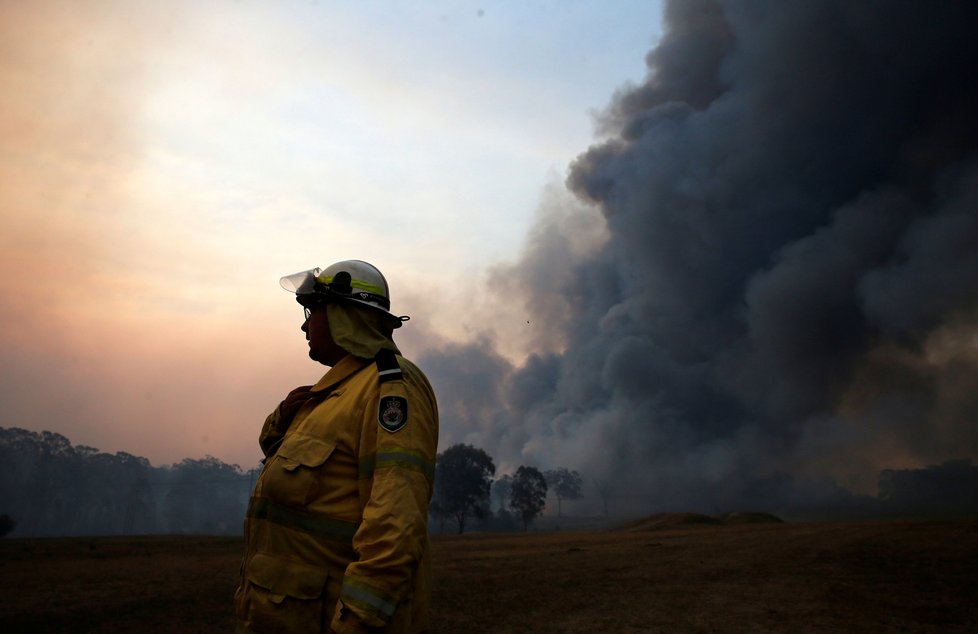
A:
[1,517,976,632]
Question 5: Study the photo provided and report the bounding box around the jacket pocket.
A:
[263,435,335,507]
[278,434,334,470]
[242,553,329,633]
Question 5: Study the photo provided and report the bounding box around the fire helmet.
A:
[279,260,409,327]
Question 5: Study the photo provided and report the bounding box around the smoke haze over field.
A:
[3,0,978,521]
[424,0,978,515]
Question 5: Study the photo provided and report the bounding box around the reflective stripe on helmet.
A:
[316,273,387,297]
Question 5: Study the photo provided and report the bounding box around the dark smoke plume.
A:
[422,0,978,517]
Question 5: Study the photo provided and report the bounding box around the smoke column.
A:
[421,0,978,516]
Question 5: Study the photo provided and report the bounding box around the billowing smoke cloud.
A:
[422,0,978,516]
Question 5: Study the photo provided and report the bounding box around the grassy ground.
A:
[1,518,976,632]
[0,535,239,633]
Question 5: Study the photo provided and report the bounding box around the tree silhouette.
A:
[432,444,495,534]
[0,427,252,536]
[162,456,245,534]
[544,468,583,517]
[593,479,612,517]
[491,474,513,512]
[0,514,15,538]
[510,466,547,530]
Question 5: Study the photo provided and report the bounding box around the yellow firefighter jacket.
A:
[235,350,438,633]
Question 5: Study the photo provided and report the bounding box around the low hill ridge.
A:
[619,511,783,531]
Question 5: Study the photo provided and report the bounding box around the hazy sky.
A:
[7,1,976,518]
[0,1,664,468]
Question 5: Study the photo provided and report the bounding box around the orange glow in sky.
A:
[0,1,662,468]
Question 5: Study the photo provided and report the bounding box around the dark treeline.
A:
[3,428,978,538]
[0,427,257,537]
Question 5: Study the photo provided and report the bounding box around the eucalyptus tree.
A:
[432,443,495,534]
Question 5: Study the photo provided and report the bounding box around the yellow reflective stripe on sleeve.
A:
[341,577,398,621]
[359,449,435,482]
[247,497,358,542]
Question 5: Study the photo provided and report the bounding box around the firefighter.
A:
[235,260,439,633]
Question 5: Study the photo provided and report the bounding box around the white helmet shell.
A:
[280,260,409,326]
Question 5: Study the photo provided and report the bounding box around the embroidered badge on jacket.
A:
[378,396,409,432]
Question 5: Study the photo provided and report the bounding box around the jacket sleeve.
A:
[258,404,287,458]
[330,367,438,633]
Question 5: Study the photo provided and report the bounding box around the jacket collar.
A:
[310,354,371,394]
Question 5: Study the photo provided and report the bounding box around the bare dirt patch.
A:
[0,519,975,632]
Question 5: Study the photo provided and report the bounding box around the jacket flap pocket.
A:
[247,553,328,600]
[278,435,334,471]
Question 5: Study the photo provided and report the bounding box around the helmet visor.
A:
[279,268,322,294]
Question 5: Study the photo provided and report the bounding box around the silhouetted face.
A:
[301,305,346,366]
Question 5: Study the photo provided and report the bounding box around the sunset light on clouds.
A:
[0,1,662,469]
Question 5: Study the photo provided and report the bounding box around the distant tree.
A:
[161,456,245,534]
[75,445,100,459]
[492,507,519,532]
[491,474,513,512]
[879,459,978,515]
[428,500,449,533]
[0,514,15,537]
[0,428,83,535]
[593,479,612,517]
[111,452,156,534]
[0,426,260,536]
[433,444,495,534]
[544,468,583,517]
[510,466,547,530]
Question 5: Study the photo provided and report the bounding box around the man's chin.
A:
[308,349,330,366]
